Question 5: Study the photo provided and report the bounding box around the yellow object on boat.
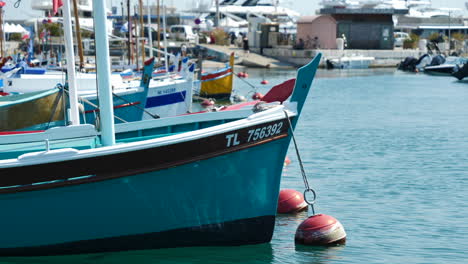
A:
[200,53,234,99]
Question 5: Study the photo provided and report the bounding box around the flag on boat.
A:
[0,1,6,8]
[53,0,63,15]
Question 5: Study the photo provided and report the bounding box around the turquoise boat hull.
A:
[0,135,289,255]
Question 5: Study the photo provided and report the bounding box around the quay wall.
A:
[261,47,423,68]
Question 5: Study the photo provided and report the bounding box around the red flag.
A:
[21,32,30,41]
[53,0,63,15]
[0,2,6,8]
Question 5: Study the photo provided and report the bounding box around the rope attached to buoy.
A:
[233,70,259,98]
[284,110,317,215]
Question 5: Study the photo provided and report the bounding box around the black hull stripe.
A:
[0,215,275,256]
[0,118,291,193]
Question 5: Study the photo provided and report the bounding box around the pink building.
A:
[296,15,337,49]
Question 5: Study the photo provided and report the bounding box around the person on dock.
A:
[243,34,249,53]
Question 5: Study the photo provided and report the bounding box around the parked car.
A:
[394,32,410,47]
[169,25,197,42]
[143,26,168,41]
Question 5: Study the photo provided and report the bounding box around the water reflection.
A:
[294,244,345,264]
[0,244,274,264]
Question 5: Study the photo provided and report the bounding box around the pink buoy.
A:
[243,72,249,78]
[277,189,308,214]
[237,72,245,78]
[284,157,291,166]
[261,80,269,85]
[252,92,264,100]
[201,99,215,107]
[295,214,346,246]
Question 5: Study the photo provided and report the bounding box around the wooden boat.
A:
[0,52,321,255]
[0,88,65,131]
[0,0,322,255]
[198,52,234,99]
[0,59,155,131]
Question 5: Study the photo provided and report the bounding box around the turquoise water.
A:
[3,68,468,263]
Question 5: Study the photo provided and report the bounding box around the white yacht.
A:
[31,0,113,33]
[188,0,299,33]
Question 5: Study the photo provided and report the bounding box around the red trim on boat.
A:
[0,130,45,135]
[201,68,232,81]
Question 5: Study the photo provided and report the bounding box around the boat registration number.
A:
[225,121,284,147]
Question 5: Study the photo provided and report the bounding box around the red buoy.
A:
[201,99,215,107]
[243,72,249,78]
[277,189,308,214]
[237,72,245,78]
[295,214,346,246]
[284,157,291,166]
[261,80,269,85]
[252,92,264,100]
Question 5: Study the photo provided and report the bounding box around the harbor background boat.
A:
[2,67,467,263]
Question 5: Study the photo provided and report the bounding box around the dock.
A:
[198,44,295,69]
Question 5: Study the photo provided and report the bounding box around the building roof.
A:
[297,15,336,24]
[320,7,408,15]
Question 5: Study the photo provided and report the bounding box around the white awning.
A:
[4,23,28,33]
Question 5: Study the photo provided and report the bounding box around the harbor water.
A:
[2,68,468,263]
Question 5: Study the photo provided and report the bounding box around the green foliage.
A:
[211,28,228,45]
[9,33,22,41]
[451,32,465,41]
[403,34,419,49]
[39,23,63,37]
[428,32,446,43]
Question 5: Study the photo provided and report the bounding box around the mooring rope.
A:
[283,110,317,215]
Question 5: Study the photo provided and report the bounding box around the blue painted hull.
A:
[0,137,289,255]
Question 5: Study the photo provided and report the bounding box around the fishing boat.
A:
[0,88,64,131]
[197,53,235,100]
[0,60,155,131]
[1,63,194,119]
[0,1,321,256]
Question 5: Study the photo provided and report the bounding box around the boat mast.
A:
[157,0,161,63]
[147,0,154,58]
[215,0,219,27]
[127,0,132,65]
[139,0,145,66]
[0,6,4,58]
[63,0,80,125]
[93,0,116,146]
[162,1,168,73]
[72,0,85,69]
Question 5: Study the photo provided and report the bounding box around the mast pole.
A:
[139,0,145,65]
[157,0,161,62]
[0,7,3,58]
[147,0,153,58]
[127,0,132,65]
[72,0,85,69]
[63,0,80,125]
[93,0,116,146]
